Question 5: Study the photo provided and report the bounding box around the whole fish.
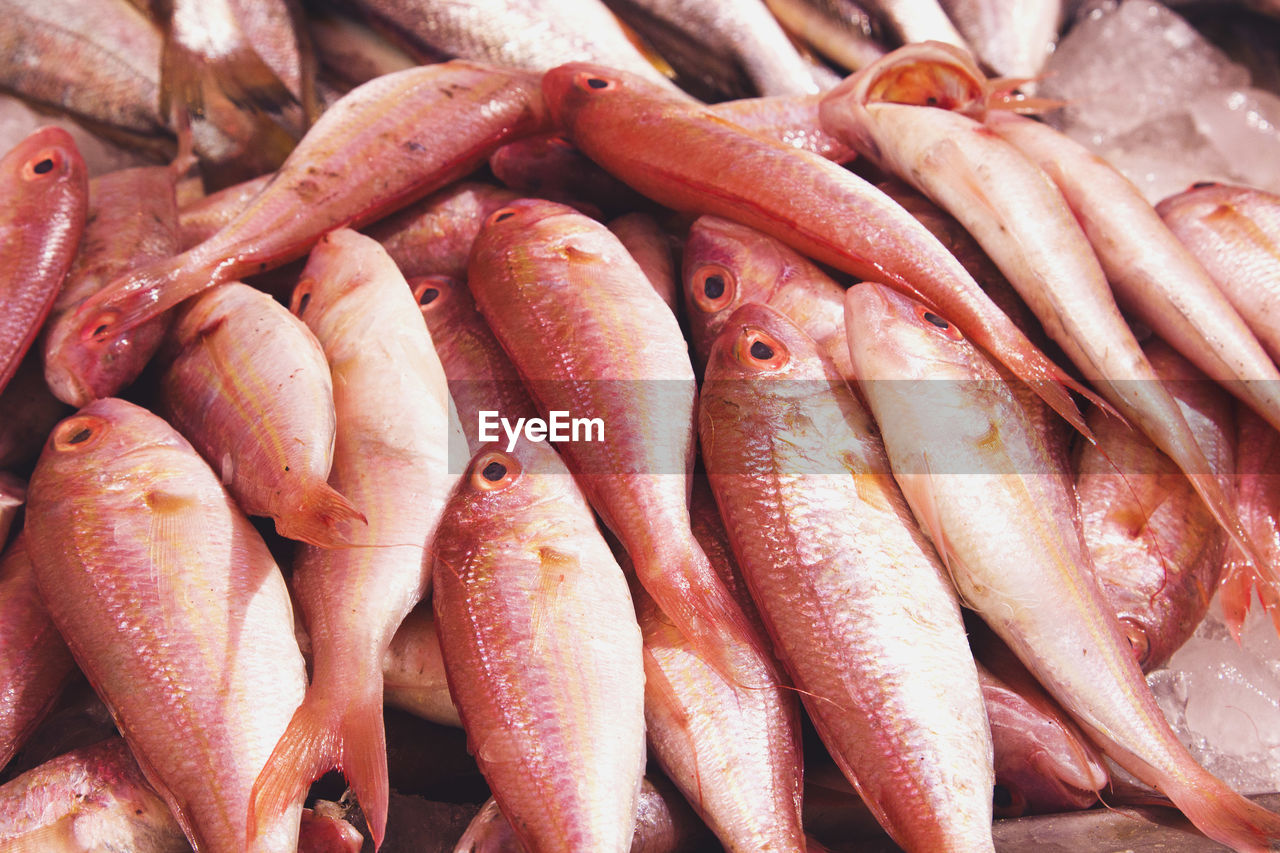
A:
[74,61,550,344]
[1076,339,1234,670]
[701,302,995,851]
[365,182,521,281]
[844,281,1280,852]
[820,42,1261,573]
[42,165,179,407]
[939,0,1061,80]
[603,0,823,96]
[987,111,1280,437]
[25,397,309,853]
[1156,183,1280,366]
[608,213,679,312]
[250,229,463,849]
[433,438,646,853]
[0,534,77,771]
[158,282,365,547]
[347,0,677,88]
[0,127,88,395]
[0,738,189,853]
[468,197,763,680]
[681,214,852,381]
[762,0,887,72]
[381,605,460,728]
[539,61,1098,439]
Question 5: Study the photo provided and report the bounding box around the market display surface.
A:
[1,0,1279,851]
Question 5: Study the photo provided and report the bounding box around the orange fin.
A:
[161,26,298,122]
[276,481,368,548]
[250,690,390,850]
[1219,553,1254,643]
[1163,772,1280,853]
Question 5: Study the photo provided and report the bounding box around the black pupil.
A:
[297,293,311,314]
[586,77,609,89]
[482,461,507,482]
[750,340,774,360]
[68,427,92,444]
[420,288,440,304]
[703,274,725,299]
[494,211,516,222]
[32,158,53,174]
[92,324,109,339]
[923,312,949,329]
[1191,181,1217,189]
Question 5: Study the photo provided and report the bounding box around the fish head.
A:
[36,398,193,485]
[541,62,653,133]
[682,217,790,365]
[703,302,830,385]
[412,274,467,321]
[833,41,989,113]
[293,228,406,345]
[844,282,978,383]
[2,126,88,204]
[44,311,168,408]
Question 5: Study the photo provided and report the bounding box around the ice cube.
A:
[1096,111,1237,204]
[1148,594,1280,794]
[1190,87,1280,194]
[1042,0,1250,147]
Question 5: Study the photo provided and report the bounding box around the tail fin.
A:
[161,25,298,121]
[250,688,390,850]
[1162,771,1280,853]
[1185,471,1270,596]
[276,481,368,548]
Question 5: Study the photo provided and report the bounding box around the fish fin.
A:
[275,481,368,548]
[0,814,79,852]
[983,77,1064,115]
[1160,771,1280,853]
[1184,470,1271,596]
[251,686,390,850]
[161,25,298,122]
[1219,553,1254,643]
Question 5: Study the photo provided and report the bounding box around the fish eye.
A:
[290,280,315,316]
[22,148,65,181]
[80,310,118,344]
[486,207,519,227]
[690,264,736,313]
[914,305,963,340]
[734,326,789,371]
[412,276,452,309]
[51,414,109,452]
[472,450,521,491]
[573,71,617,92]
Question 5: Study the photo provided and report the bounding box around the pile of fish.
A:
[2,1,1280,851]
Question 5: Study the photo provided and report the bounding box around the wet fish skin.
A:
[0,534,77,772]
[468,196,762,680]
[986,111,1280,438]
[701,302,995,852]
[249,229,463,850]
[25,397,309,853]
[0,126,88,395]
[42,166,179,407]
[939,0,1061,79]
[178,173,274,250]
[608,213,679,312]
[844,281,1280,853]
[1156,183,1280,367]
[489,133,650,215]
[1076,339,1233,671]
[433,438,646,853]
[158,281,365,548]
[540,60,1096,439]
[681,214,851,380]
[0,737,190,852]
[381,605,460,728]
[74,61,551,343]
[1219,405,1280,640]
[707,93,858,162]
[821,42,1260,574]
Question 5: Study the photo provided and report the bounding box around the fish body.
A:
[42,165,178,407]
[608,213,678,312]
[0,126,88,395]
[700,302,995,851]
[25,397,308,853]
[75,61,550,342]
[433,438,646,853]
[821,42,1258,572]
[467,197,761,678]
[844,280,1280,853]
[1156,183,1280,367]
[250,229,463,849]
[178,173,274,250]
[159,281,365,547]
[540,61,1096,438]
[0,534,77,771]
[381,606,460,728]
[1076,339,1234,670]
[1219,406,1280,639]
[707,93,857,162]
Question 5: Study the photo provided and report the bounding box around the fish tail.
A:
[161,29,298,122]
[1184,470,1270,593]
[1219,552,1255,642]
[276,481,368,548]
[1161,770,1280,853]
[635,541,772,689]
[250,687,390,850]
